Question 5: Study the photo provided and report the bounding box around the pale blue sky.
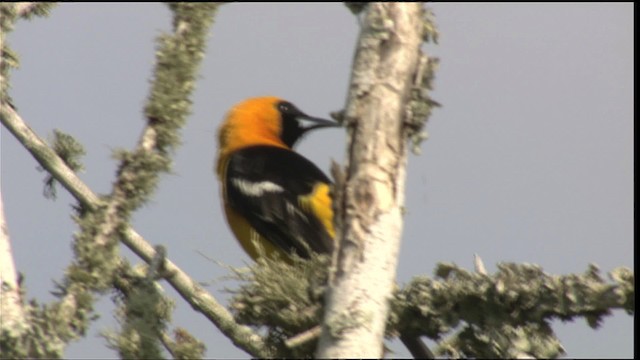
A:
[1,3,633,358]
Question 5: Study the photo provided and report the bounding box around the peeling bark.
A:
[317,3,425,358]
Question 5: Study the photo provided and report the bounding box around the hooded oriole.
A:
[215,96,433,359]
[216,96,339,260]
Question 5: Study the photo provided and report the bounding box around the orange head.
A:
[216,96,339,175]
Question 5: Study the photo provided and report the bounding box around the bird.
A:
[215,96,339,261]
[215,96,433,359]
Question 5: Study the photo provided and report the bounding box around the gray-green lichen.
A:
[230,258,633,358]
[43,129,85,200]
[405,5,440,155]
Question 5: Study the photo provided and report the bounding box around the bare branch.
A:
[285,326,322,349]
[474,254,487,275]
[0,105,101,209]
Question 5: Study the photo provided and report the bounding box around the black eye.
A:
[278,102,292,113]
[278,101,300,115]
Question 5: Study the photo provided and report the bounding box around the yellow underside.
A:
[224,205,288,261]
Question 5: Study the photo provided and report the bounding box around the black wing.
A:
[223,145,334,258]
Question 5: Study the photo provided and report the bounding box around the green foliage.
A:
[0,3,56,101]
[344,2,368,16]
[111,149,170,212]
[421,6,439,44]
[406,5,440,155]
[107,264,175,359]
[105,2,219,218]
[89,6,219,355]
[1,200,122,358]
[144,3,219,154]
[0,46,18,101]
[231,258,633,358]
[390,263,634,358]
[50,130,85,173]
[169,328,206,360]
[69,206,120,291]
[9,3,56,21]
[43,129,86,200]
[229,253,331,358]
[438,322,564,359]
[2,4,220,357]
[406,55,439,155]
[0,282,99,359]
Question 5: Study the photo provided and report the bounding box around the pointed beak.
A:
[297,113,341,132]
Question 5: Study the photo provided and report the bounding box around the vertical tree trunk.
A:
[1,5,27,332]
[316,3,424,358]
[0,189,26,336]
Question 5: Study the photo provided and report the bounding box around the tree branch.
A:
[1,3,273,357]
[393,262,634,358]
[1,106,101,208]
[0,103,272,358]
[230,254,632,358]
[91,3,220,247]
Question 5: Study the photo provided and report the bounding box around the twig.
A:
[285,325,322,349]
[474,253,487,275]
